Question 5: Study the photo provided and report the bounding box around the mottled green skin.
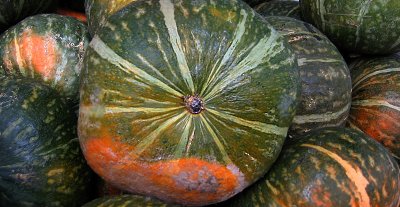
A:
[83,195,177,207]
[79,0,299,205]
[266,16,351,138]
[229,127,400,207]
[0,77,93,206]
[85,0,136,36]
[300,0,400,55]
[0,14,90,105]
[0,0,55,33]
[255,1,302,20]
[348,55,400,159]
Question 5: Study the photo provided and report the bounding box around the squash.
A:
[265,16,351,138]
[300,0,400,55]
[83,195,176,207]
[78,0,299,205]
[348,55,400,160]
[0,14,90,105]
[84,0,137,36]
[0,77,94,206]
[229,127,400,207]
[0,0,55,33]
[255,0,302,20]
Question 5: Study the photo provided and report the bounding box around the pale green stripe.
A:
[90,35,183,97]
[355,0,372,48]
[389,36,400,50]
[104,106,183,114]
[297,57,343,66]
[200,114,233,164]
[353,67,400,90]
[160,0,195,93]
[200,9,249,95]
[293,102,350,124]
[317,0,327,30]
[207,108,288,136]
[2,118,23,137]
[174,116,193,158]
[132,112,187,156]
[287,5,300,16]
[352,100,400,112]
[204,29,282,101]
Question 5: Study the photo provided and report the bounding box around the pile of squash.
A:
[0,0,399,206]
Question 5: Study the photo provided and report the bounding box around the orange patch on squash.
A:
[82,136,245,205]
[5,29,59,81]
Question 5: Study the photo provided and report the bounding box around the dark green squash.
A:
[265,16,351,138]
[0,77,93,206]
[83,195,177,207]
[255,0,302,20]
[78,0,300,205]
[300,0,400,55]
[348,55,400,160]
[85,0,136,36]
[0,0,55,33]
[229,127,400,207]
[0,14,90,105]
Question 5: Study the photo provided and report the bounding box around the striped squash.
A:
[255,0,302,20]
[229,127,400,207]
[0,14,90,104]
[85,0,137,36]
[265,16,351,138]
[300,0,400,55]
[0,77,93,206]
[78,0,299,205]
[83,195,176,207]
[348,55,400,160]
[0,0,55,33]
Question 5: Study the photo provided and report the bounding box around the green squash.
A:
[0,14,90,105]
[229,127,400,207]
[300,0,400,55]
[265,16,351,138]
[85,0,137,36]
[0,77,93,206]
[79,0,299,205]
[255,0,302,20]
[0,0,55,33]
[348,55,400,160]
[83,195,177,207]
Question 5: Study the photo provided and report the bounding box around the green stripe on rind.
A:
[160,0,195,94]
[352,67,400,90]
[351,100,400,112]
[207,108,288,136]
[90,35,183,98]
[292,102,350,124]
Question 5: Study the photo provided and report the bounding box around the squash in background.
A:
[79,0,299,205]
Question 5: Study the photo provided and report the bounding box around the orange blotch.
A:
[56,8,87,23]
[82,136,243,205]
[5,29,59,81]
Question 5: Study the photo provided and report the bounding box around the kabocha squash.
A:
[85,0,137,36]
[0,14,90,105]
[0,0,55,33]
[255,0,302,20]
[348,55,400,160]
[229,127,400,207]
[79,0,299,205]
[300,0,400,55]
[265,16,351,138]
[83,195,176,207]
[0,77,93,206]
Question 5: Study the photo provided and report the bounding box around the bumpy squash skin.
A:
[229,127,400,207]
[265,16,351,138]
[0,14,89,104]
[83,195,177,207]
[255,1,302,20]
[348,56,400,160]
[84,0,137,36]
[79,0,299,205]
[0,78,93,206]
[0,0,55,33]
[300,0,400,55]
